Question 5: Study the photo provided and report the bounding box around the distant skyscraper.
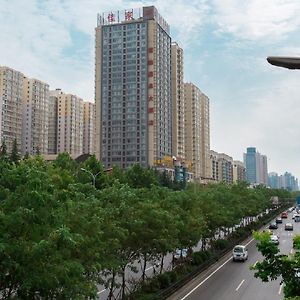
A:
[95,6,172,168]
[22,77,49,155]
[244,147,268,185]
[57,92,83,156]
[244,147,257,183]
[0,66,23,153]
[171,42,185,160]
[268,172,279,188]
[83,102,96,154]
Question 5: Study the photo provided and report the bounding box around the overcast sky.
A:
[1,0,300,179]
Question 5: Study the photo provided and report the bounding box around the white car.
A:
[233,245,248,262]
[270,235,280,245]
[174,248,188,260]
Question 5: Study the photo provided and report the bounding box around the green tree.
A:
[10,138,20,164]
[0,139,7,156]
[252,231,300,298]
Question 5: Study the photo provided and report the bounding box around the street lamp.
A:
[80,168,101,187]
[267,56,300,70]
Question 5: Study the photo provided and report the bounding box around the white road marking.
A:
[145,266,154,271]
[97,289,106,294]
[235,279,245,291]
[278,284,283,295]
[253,260,258,267]
[179,238,254,300]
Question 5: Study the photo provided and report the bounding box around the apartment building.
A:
[95,6,172,168]
[0,66,23,153]
[83,101,96,154]
[57,92,83,156]
[210,150,233,184]
[184,83,210,180]
[48,89,60,154]
[233,160,246,183]
[171,42,185,161]
[22,78,49,155]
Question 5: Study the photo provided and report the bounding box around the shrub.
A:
[211,239,230,251]
[191,250,212,266]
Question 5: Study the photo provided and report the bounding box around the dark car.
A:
[276,217,283,224]
[269,222,278,229]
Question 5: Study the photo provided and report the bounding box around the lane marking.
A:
[253,260,258,267]
[278,284,283,295]
[235,279,245,291]
[97,289,106,294]
[179,238,254,300]
[145,266,154,271]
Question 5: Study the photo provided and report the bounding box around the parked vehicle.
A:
[174,248,188,260]
[232,245,248,262]
[285,223,293,231]
[269,222,278,229]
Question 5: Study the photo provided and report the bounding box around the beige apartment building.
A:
[0,66,23,153]
[184,83,210,181]
[233,160,246,183]
[95,6,172,168]
[22,78,49,155]
[210,150,233,184]
[48,89,60,154]
[83,101,96,154]
[171,42,185,161]
[57,92,83,156]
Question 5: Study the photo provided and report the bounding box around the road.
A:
[168,210,299,300]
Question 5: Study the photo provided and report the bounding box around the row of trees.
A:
[0,153,292,299]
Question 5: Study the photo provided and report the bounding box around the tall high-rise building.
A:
[48,89,60,154]
[83,101,96,154]
[184,83,210,180]
[57,92,83,156]
[171,42,185,160]
[268,172,279,188]
[95,6,172,168]
[22,78,49,155]
[0,66,23,153]
[244,147,256,183]
[244,147,268,185]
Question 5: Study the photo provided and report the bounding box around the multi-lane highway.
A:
[168,210,299,300]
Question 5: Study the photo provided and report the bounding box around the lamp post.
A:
[80,168,101,187]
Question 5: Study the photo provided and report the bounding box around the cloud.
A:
[212,0,300,42]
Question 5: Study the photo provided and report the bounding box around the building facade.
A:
[0,66,23,153]
[233,160,246,183]
[210,150,233,184]
[57,92,83,156]
[48,89,60,154]
[22,78,49,155]
[171,42,185,160]
[83,101,96,154]
[95,6,172,168]
[184,83,210,180]
[244,147,268,185]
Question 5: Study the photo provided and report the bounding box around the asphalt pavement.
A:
[168,210,299,300]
